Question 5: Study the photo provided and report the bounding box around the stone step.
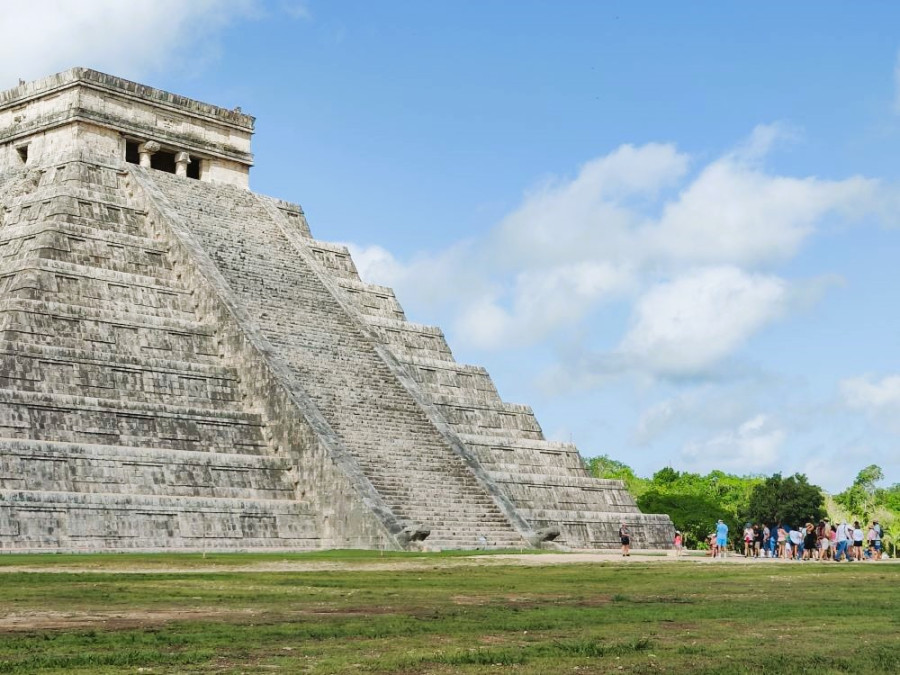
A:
[0,344,243,409]
[11,184,138,216]
[0,297,218,362]
[443,424,543,441]
[455,433,588,476]
[0,388,268,453]
[414,387,502,408]
[0,340,234,378]
[437,401,542,437]
[478,461,585,477]
[7,201,151,239]
[370,480,502,499]
[37,161,124,191]
[0,257,194,317]
[396,518,515,532]
[0,489,318,552]
[518,507,658,522]
[424,538,527,550]
[334,278,406,322]
[455,433,578,453]
[384,498,508,514]
[362,317,455,363]
[0,296,208,334]
[0,221,174,277]
[0,438,295,500]
[487,471,629,489]
[304,239,360,281]
[371,487,496,501]
[489,473,641,514]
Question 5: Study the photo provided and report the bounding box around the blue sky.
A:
[4,2,900,491]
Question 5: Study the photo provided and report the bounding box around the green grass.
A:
[0,547,539,570]
[0,554,897,673]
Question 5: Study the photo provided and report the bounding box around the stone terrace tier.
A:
[0,161,318,551]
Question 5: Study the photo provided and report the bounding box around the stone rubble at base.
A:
[0,68,675,552]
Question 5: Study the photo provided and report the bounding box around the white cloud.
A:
[348,243,406,288]
[648,154,881,268]
[634,394,696,444]
[841,374,900,410]
[280,1,312,20]
[493,143,688,270]
[729,122,799,163]
[348,241,481,310]
[0,1,260,86]
[619,267,788,376]
[455,262,634,349]
[841,374,900,433]
[682,414,785,472]
[352,127,892,375]
[633,386,754,445]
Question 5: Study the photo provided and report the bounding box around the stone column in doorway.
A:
[175,151,191,177]
[138,141,160,167]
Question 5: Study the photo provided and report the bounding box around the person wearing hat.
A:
[673,530,683,557]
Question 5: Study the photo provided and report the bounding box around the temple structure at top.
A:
[0,68,253,186]
[0,68,674,552]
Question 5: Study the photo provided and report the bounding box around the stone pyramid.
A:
[0,69,674,552]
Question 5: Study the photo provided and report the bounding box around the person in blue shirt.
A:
[715,519,729,558]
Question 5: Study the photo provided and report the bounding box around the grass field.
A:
[0,551,897,673]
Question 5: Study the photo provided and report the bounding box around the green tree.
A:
[835,464,885,522]
[586,455,649,497]
[744,473,825,527]
[640,467,759,548]
[882,520,900,558]
[652,467,679,485]
[637,490,730,549]
[855,464,884,493]
[880,484,900,513]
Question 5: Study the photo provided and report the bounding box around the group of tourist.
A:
[704,519,886,561]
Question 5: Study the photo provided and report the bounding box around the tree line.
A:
[587,457,899,554]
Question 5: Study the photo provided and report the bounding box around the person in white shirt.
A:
[834,522,849,562]
[852,521,864,561]
[788,527,803,560]
[743,525,754,557]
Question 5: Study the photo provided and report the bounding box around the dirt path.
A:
[1,550,892,575]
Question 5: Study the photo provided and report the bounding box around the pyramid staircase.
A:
[134,168,529,550]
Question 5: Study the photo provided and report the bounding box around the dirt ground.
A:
[0,549,893,575]
[0,551,894,633]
